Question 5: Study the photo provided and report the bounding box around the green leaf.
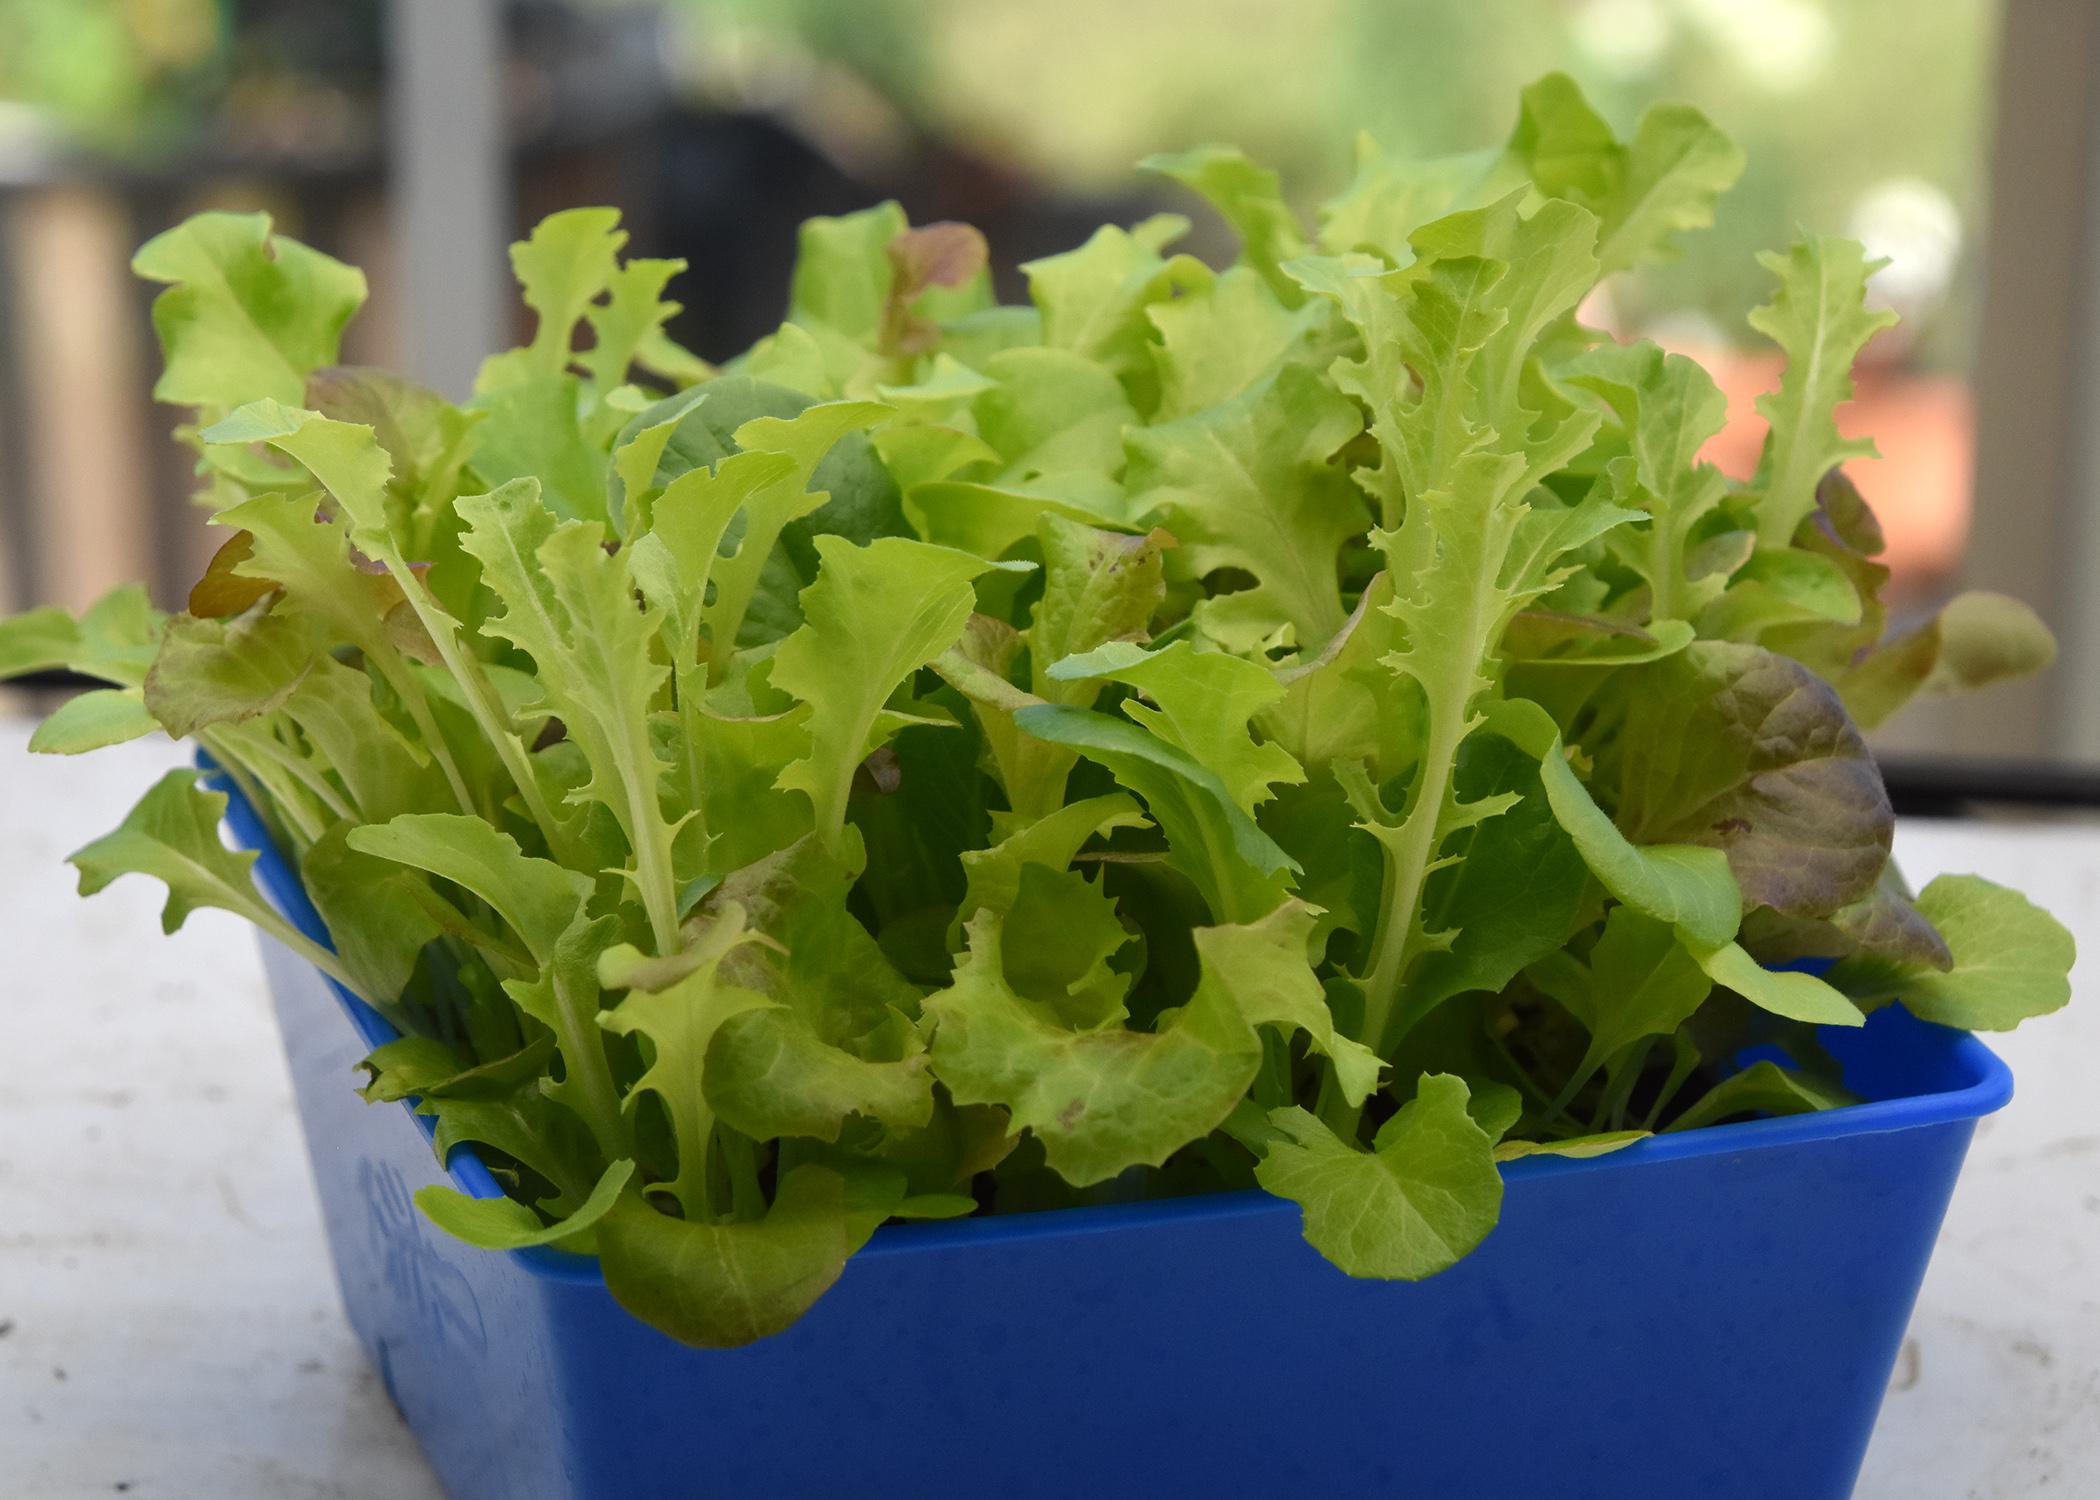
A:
[133,211,366,409]
[305,366,481,530]
[27,689,159,754]
[1014,703,1298,925]
[953,792,1150,945]
[348,813,590,964]
[1495,1131,1648,1162]
[705,1006,934,1142]
[1125,361,1365,646]
[216,492,399,666]
[1048,639,1305,814]
[1258,575,1417,777]
[1564,341,1730,620]
[1506,73,1744,277]
[1695,940,1863,1027]
[279,658,439,826]
[70,769,350,984]
[905,480,1128,589]
[1142,145,1308,302]
[1828,874,2075,1031]
[143,602,317,738]
[1315,136,1496,261]
[998,861,1137,1027]
[1528,906,1711,1072]
[625,385,896,654]
[495,907,625,1159]
[608,385,704,528]
[691,704,819,875]
[1030,516,1171,702]
[700,835,927,1046]
[1197,898,1383,1107]
[770,536,1017,845]
[202,400,396,549]
[1407,195,1601,447]
[501,206,626,376]
[302,824,447,1007]
[468,374,610,525]
[598,909,774,1217]
[418,1080,603,1210]
[1696,548,1863,643]
[925,911,1263,1186]
[1022,214,1197,404]
[1147,264,1330,420]
[971,345,1135,504]
[1405,734,1594,1016]
[359,1036,475,1102]
[0,604,81,679]
[597,1165,894,1349]
[1254,1075,1502,1279]
[714,398,896,651]
[583,256,687,401]
[1665,1059,1853,1134]
[1837,591,2057,730]
[1485,698,1739,950]
[457,481,685,946]
[416,1158,634,1252]
[1747,236,1900,548]
[788,202,910,356]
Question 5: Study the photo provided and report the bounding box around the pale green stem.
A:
[208,731,329,848]
[371,548,578,861]
[547,959,631,1164]
[364,643,478,818]
[617,746,682,957]
[1650,522,1681,622]
[1355,657,1478,1059]
[245,728,356,824]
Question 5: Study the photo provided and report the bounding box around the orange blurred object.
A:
[1687,346,1975,597]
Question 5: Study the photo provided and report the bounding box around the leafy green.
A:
[417,1159,634,1252]
[70,770,352,990]
[1827,875,2076,1030]
[1253,1075,1502,1279]
[927,909,1261,1184]
[132,211,366,410]
[596,1165,896,1348]
[1124,362,1365,648]
[1746,236,1900,548]
[1505,72,1745,278]
[8,81,2073,1347]
[27,689,159,754]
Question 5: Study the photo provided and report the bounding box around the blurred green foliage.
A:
[674,0,1998,364]
[0,0,1999,369]
[0,0,231,151]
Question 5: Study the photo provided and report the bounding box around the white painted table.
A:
[0,718,2094,1499]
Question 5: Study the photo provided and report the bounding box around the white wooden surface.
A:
[0,718,2094,1499]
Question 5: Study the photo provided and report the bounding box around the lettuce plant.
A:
[2,74,2073,1346]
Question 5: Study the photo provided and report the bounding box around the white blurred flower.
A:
[1848,177,1963,320]
[1573,0,1673,79]
[1680,0,1835,93]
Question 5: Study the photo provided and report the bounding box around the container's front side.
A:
[259,923,1984,1500]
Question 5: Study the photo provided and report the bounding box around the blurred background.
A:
[0,0,2090,767]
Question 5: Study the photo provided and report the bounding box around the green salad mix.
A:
[1,74,2073,1346]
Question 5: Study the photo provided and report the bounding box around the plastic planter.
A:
[224,784,2011,1500]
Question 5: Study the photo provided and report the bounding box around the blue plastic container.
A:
[225,785,2011,1500]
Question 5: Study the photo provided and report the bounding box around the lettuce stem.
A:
[371,548,577,859]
